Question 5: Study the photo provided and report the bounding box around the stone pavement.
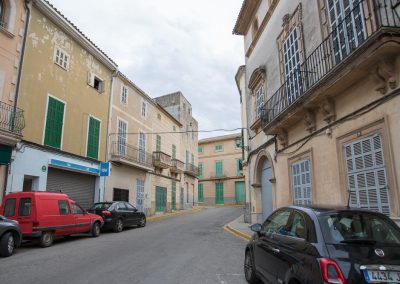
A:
[224,214,253,241]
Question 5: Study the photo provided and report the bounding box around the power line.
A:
[108,127,244,136]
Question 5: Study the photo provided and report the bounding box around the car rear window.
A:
[18,198,31,216]
[89,203,112,210]
[4,199,16,217]
[319,212,400,245]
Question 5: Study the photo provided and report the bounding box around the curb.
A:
[147,207,205,221]
[223,220,252,241]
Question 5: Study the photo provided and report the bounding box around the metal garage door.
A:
[47,167,96,210]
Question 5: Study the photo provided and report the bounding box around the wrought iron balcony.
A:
[184,163,198,177]
[210,172,227,179]
[261,0,400,129]
[110,141,153,170]
[153,151,171,169]
[0,102,25,135]
[171,158,184,173]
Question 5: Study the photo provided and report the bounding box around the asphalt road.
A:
[0,206,248,284]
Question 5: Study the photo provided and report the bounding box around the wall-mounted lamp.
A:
[235,135,249,151]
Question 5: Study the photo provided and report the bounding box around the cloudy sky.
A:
[49,0,245,139]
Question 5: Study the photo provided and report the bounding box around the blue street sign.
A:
[100,162,110,177]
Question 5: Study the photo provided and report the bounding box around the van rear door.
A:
[16,197,34,234]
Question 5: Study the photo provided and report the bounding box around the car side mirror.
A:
[133,208,138,212]
[250,223,262,234]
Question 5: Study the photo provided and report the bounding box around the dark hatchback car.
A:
[88,202,146,233]
[0,215,22,257]
[244,206,400,284]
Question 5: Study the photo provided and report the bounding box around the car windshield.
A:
[89,203,112,210]
[319,212,400,245]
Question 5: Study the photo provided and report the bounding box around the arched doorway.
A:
[261,159,273,221]
[253,150,274,223]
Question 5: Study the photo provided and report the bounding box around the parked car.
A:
[244,206,400,284]
[88,201,146,233]
[0,192,104,247]
[0,215,22,257]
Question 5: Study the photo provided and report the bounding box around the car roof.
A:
[287,205,385,216]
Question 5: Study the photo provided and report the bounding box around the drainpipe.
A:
[11,0,31,132]
[102,70,117,202]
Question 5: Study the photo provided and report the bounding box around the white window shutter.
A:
[87,72,94,87]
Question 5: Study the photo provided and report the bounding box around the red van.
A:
[0,192,103,247]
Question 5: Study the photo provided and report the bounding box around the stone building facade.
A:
[234,0,400,224]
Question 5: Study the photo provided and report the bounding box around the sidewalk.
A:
[147,207,204,221]
[224,214,253,241]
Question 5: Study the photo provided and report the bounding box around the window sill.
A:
[0,26,14,38]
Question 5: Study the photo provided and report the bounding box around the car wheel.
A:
[244,250,259,284]
[113,219,123,233]
[139,216,146,227]
[39,231,54,248]
[91,222,101,237]
[0,232,15,257]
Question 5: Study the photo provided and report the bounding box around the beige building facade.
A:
[0,0,27,201]
[198,134,245,205]
[6,0,117,209]
[234,0,400,224]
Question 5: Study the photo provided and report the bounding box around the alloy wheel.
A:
[7,235,14,255]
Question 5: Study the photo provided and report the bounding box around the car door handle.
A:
[271,248,280,254]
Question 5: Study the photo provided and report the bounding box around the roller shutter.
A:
[47,167,96,210]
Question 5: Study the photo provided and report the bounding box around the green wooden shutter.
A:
[172,144,176,159]
[87,117,100,159]
[156,135,161,152]
[215,183,224,204]
[198,163,203,179]
[44,97,65,149]
[216,161,223,177]
[171,182,176,210]
[198,184,203,202]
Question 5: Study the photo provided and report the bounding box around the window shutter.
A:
[87,72,94,87]
[87,117,100,159]
[344,134,390,215]
[44,97,64,149]
[291,159,312,205]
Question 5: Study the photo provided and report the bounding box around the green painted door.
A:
[171,182,176,210]
[156,186,167,212]
[215,183,224,204]
[198,184,203,202]
[235,181,245,204]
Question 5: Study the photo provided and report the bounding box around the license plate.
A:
[363,270,400,283]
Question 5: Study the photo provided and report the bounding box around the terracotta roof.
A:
[199,133,241,144]
[232,0,261,35]
[41,0,118,67]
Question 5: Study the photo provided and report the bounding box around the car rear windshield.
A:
[319,212,400,245]
[89,203,112,210]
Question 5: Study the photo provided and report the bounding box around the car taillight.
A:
[320,258,346,284]
[102,210,112,216]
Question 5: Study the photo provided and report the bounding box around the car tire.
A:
[113,219,123,233]
[39,231,54,248]
[91,222,101,237]
[244,250,260,284]
[139,216,146,227]
[0,232,15,257]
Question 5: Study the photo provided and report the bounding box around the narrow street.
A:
[0,207,248,284]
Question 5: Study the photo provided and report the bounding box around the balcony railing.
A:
[153,151,171,169]
[0,102,25,135]
[184,163,198,177]
[171,158,184,173]
[261,0,400,127]
[110,141,153,168]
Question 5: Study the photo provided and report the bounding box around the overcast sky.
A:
[48,0,244,139]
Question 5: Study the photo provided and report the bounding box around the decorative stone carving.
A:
[304,109,316,133]
[371,57,397,94]
[320,99,336,123]
[282,14,291,32]
[276,128,288,147]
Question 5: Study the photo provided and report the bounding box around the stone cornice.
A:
[33,0,118,71]
[233,0,261,35]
